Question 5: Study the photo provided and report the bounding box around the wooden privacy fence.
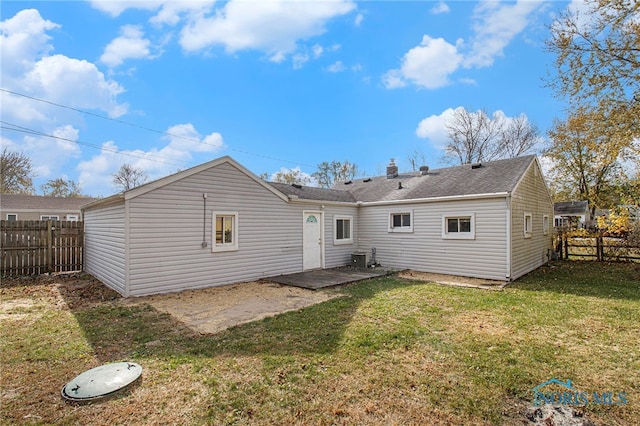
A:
[554,232,640,262]
[1,220,84,276]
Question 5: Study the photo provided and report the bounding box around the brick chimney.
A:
[386,158,398,179]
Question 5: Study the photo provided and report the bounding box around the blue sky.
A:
[1,1,577,197]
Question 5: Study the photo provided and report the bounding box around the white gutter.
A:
[361,192,510,207]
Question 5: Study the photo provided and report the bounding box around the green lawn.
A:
[1,262,638,425]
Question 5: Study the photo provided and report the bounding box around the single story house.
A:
[82,154,553,297]
[553,200,589,229]
[0,194,96,221]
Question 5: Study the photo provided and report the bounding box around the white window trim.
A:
[67,214,79,222]
[543,215,549,235]
[333,215,353,245]
[388,209,414,233]
[524,212,533,238]
[6,213,18,221]
[212,211,239,252]
[40,215,59,220]
[442,213,476,240]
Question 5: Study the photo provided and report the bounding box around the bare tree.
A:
[312,160,359,188]
[498,114,540,159]
[444,107,538,165]
[112,163,148,191]
[407,150,427,172]
[444,108,502,165]
[1,147,34,194]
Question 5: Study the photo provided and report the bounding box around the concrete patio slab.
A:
[268,266,400,290]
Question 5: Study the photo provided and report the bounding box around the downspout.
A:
[505,193,512,281]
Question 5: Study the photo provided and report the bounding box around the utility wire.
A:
[1,121,190,168]
[0,87,315,168]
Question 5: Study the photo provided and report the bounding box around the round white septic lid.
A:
[61,362,142,402]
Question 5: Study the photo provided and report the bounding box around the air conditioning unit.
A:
[351,252,369,268]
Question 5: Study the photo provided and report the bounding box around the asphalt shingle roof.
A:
[269,155,537,203]
[0,194,97,210]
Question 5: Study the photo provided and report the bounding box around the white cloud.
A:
[0,9,59,78]
[383,35,462,89]
[150,2,215,26]
[464,0,544,68]
[415,107,458,149]
[312,43,324,58]
[20,124,82,180]
[431,1,450,15]
[354,12,364,26]
[27,55,127,118]
[77,124,224,196]
[179,0,356,61]
[0,9,127,120]
[292,53,310,69]
[89,0,164,17]
[326,61,346,73]
[100,25,154,68]
[384,1,544,90]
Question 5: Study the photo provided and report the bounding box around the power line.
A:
[1,121,191,168]
[0,87,316,168]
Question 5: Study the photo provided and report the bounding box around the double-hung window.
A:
[334,215,353,245]
[6,214,17,221]
[41,215,59,220]
[213,212,238,252]
[442,213,475,239]
[388,210,413,233]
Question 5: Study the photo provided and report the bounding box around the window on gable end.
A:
[212,212,239,252]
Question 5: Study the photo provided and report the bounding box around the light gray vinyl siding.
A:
[510,161,554,279]
[125,162,307,296]
[358,198,509,280]
[324,205,360,268]
[83,203,126,295]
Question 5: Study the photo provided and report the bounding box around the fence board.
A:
[1,220,84,276]
[554,232,640,262]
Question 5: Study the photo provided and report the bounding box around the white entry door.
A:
[303,211,323,270]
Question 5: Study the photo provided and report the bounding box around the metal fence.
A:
[1,220,84,276]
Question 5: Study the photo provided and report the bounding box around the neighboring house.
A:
[553,201,589,229]
[0,194,96,221]
[82,155,553,297]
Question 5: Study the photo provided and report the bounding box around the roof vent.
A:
[363,178,372,183]
[291,183,302,189]
[386,158,398,179]
[398,182,403,189]
[471,163,482,169]
[419,165,429,175]
[344,180,352,185]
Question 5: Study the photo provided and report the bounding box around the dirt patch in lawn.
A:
[122,281,341,334]
[399,270,507,289]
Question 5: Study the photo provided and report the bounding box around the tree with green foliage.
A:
[312,160,359,188]
[544,108,630,218]
[269,167,311,185]
[546,0,639,160]
[41,178,83,197]
[0,147,34,194]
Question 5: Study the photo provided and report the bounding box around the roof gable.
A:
[82,156,289,210]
